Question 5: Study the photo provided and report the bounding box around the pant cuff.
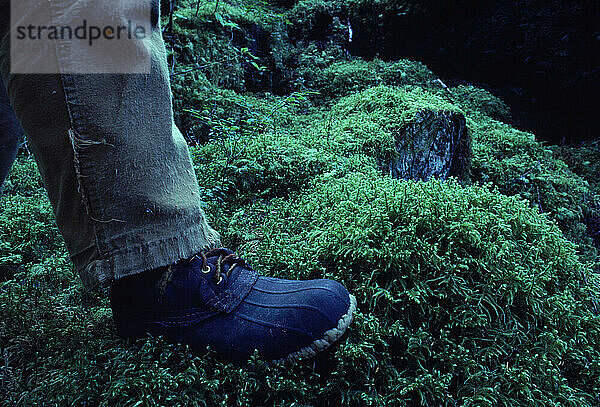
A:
[74,223,221,289]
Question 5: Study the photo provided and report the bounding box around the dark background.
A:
[164,0,600,144]
[344,0,599,144]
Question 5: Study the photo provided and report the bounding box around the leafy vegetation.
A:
[1,0,599,405]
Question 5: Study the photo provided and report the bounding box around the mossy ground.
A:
[1,1,599,405]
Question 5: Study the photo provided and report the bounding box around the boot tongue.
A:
[166,262,205,307]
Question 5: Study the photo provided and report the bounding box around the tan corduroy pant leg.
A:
[0,0,221,288]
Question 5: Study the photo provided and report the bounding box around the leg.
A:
[0,0,221,287]
[0,79,23,193]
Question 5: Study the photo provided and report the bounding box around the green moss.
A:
[225,172,600,406]
[167,0,290,142]
[300,58,436,102]
[332,84,459,124]
[552,141,600,195]
[188,119,375,235]
[1,155,45,197]
[0,158,62,281]
[326,85,464,170]
[187,82,597,263]
[187,85,463,214]
[3,159,599,407]
[172,84,272,144]
[451,85,512,122]
[470,117,597,260]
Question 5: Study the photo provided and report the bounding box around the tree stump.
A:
[384,110,470,181]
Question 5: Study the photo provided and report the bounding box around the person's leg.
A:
[0,79,23,193]
[0,0,220,288]
[0,0,355,364]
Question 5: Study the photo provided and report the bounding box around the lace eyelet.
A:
[202,265,211,273]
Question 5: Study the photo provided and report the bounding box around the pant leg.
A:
[0,0,220,288]
[0,79,23,193]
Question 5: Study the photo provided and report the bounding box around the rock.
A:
[384,110,470,181]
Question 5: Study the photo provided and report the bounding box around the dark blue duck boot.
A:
[110,248,357,364]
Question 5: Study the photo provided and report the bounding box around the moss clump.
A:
[187,84,464,215]
[186,81,597,259]
[4,161,599,406]
[451,85,512,123]
[298,58,436,102]
[225,172,600,406]
[325,85,467,179]
[470,117,597,260]
[330,84,460,132]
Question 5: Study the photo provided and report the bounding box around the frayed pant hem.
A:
[77,223,221,290]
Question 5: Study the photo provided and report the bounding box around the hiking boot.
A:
[110,248,357,364]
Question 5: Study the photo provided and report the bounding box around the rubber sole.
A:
[270,294,358,366]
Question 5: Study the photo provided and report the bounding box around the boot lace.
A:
[157,248,246,299]
[197,248,247,285]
